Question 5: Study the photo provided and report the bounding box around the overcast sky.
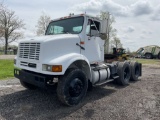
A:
[4,0,160,51]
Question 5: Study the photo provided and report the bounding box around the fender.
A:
[44,53,91,76]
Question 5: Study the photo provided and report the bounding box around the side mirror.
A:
[101,20,108,34]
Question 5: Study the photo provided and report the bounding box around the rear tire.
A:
[116,62,131,86]
[20,80,37,90]
[57,69,88,106]
[130,61,140,81]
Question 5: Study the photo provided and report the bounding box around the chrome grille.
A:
[19,43,40,60]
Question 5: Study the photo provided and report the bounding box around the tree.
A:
[36,12,51,36]
[0,4,25,54]
[110,37,123,49]
[98,11,117,53]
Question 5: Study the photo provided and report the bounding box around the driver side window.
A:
[86,19,100,36]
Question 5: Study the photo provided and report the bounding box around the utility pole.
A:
[105,12,110,54]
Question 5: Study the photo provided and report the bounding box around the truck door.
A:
[83,19,104,63]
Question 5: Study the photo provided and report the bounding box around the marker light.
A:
[42,64,62,72]
[52,65,62,72]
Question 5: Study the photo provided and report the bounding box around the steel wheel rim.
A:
[69,78,83,97]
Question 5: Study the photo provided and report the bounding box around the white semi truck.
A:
[14,14,142,106]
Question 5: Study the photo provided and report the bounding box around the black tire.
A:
[130,61,140,81]
[87,80,93,91]
[145,53,152,59]
[57,69,88,106]
[158,52,160,59]
[20,80,37,90]
[116,62,131,86]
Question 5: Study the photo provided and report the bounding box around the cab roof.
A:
[50,13,104,22]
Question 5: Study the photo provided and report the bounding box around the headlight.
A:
[42,64,62,72]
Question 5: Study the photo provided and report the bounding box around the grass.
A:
[0,59,14,80]
[134,58,160,65]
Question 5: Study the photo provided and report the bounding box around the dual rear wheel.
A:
[115,61,141,86]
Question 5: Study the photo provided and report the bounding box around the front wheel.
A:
[57,69,88,106]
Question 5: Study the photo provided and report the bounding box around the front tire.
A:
[57,69,88,106]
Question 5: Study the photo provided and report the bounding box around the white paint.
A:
[15,14,107,76]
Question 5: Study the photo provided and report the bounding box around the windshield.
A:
[137,48,144,54]
[46,16,84,35]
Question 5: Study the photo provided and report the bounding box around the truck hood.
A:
[20,34,80,43]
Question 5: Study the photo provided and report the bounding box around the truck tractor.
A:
[136,45,160,59]
[14,14,142,106]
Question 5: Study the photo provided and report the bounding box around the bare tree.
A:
[110,37,123,49]
[0,4,25,54]
[36,12,51,36]
[98,11,117,53]
[0,2,4,37]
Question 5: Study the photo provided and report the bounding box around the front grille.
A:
[20,61,37,68]
[19,43,40,60]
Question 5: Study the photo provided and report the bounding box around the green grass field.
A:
[0,59,14,80]
[134,58,160,65]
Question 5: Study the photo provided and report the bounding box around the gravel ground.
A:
[0,66,160,120]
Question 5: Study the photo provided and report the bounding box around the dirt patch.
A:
[0,66,160,120]
[143,64,160,68]
[0,55,15,59]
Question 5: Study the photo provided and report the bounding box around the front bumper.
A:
[14,68,53,88]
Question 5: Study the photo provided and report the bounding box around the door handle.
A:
[76,43,85,50]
